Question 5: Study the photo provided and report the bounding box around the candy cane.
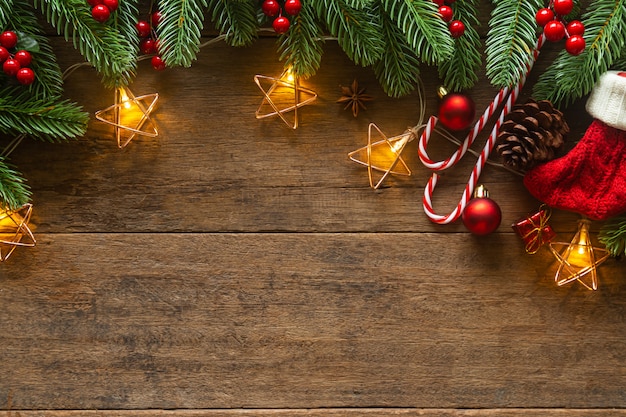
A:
[421,34,546,224]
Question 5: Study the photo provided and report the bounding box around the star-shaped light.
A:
[95,86,159,148]
[549,219,610,291]
[0,203,36,261]
[254,69,317,129]
[348,123,412,189]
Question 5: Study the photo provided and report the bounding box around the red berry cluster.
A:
[136,11,166,71]
[0,31,35,85]
[432,0,465,38]
[262,0,302,34]
[88,0,119,23]
[536,0,585,56]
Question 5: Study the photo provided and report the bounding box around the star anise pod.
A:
[337,79,373,117]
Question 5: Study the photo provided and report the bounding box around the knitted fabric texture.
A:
[523,120,626,220]
[586,71,626,130]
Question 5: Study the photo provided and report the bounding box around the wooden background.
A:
[2,2,626,415]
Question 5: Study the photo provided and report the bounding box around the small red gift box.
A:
[512,207,556,254]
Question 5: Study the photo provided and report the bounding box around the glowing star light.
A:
[549,218,610,291]
[0,203,36,261]
[348,123,412,189]
[254,69,317,129]
[95,86,159,148]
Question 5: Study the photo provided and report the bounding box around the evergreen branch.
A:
[0,89,88,142]
[311,0,384,67]
[372,3,421,97]
[600,214,626,258]
[33,0,136,87]
[485,0,544,88]
[277,3,325,79]
[438,0,482,91]
[158,0,208,67]
[379,0,454,65]
[533,0,626,106]
[208,0,258,47]
[115,0,140,58]
[0,157,30,211]
[0,0,16,33]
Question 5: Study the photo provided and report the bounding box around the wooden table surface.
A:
[2,8,626,416]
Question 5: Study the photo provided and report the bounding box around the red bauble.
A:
[535,8,554,27]
[16,67,35,85]
[439,5,453,22]
[151,11,163,27]
[553,0,574,16]
[92,4,111,22]
[565,35,586,56]
[449,20,465,38]
[462,196,502,236]
[438,93,475,131]
[0,46,9,63]
[0,31,18,49]
[3,58,20,76]
[140,38,157,54]
[102,0,118,12]
[262,0,281,17]
[543,20,565,42]
[14,50,32,67]
[566,20,585,36]
[151,55,166,71]
[273,16,290,33]
[284,0,302,16]
[136,20,151,37]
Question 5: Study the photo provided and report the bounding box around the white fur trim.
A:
[586,71,626,130]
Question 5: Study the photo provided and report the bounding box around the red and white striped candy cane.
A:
[421,34,546,224]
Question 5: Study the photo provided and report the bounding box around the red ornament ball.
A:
[3,58,20,76]
[0,31,18,49]
[544,20,565,42]
[462,196,502,236]
[272,16,290,33]
[136,20,151,37]
[566,20,585,36]
[565,35,586,56]
[262,0,281,17]
[152,11,163,27]
[102,0,118,12]
[439,5,453,22]
[284,0,302,16]
[14,50,32,67]
[438,93,475,131]
[92,4,111,22]
[151,55,166,71]
[449,20,465,38]
[553,0,574,16]
[16,67,35,85]
[0,46,9,63]
[535,8,554,27]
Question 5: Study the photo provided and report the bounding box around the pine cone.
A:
[496,98,569,171]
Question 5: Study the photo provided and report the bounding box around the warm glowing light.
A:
[283,68,295,83]
[119,88,132,109]
[0,203,36,261]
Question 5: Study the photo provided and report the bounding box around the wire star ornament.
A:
[254,69,317,129]
[95,86,159,148]
[337,79,373,117]
[348,123,412,189]
[0,203,36,261]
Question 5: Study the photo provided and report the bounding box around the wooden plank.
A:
[2,233,626,410]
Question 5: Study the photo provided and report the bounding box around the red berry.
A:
[272,16,290,33]
[14,50,32,67]
[102,0,118,12]
[140,38,157,54]
[262,0,281,17]
[438,5,453,22]
[449,20,465,38]
[535,8,554,27]
[284,0,302,16]
[567,20,585,36]
[151,11,162,27]
[432,0,445,5]
[92,4,111,22]
[565,35,586,55]
[0,46,9,63]
[553,0,574,16]
[87,0,102,6]
[0,31,18,49]
[3,58,20,76]
[136,20,151,37]
[16,67,35,85]
[151,55,166,71]
[543,20,565,42]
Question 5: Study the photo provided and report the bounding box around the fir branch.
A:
[600,214,626,258]
[33,0,136,87]
[0,0,16,32]
[533,0,626,106]
[208,0,257,47]
[277,3,325,79]
[438,0,482,91]
[115,0,140,57]
[379,0,454,65]
[485,0,544,89]
[311,0,384,67]
[158,0,208,67]
[372,3,421,97]
[0,89,88,142]
[0,157,30,211]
